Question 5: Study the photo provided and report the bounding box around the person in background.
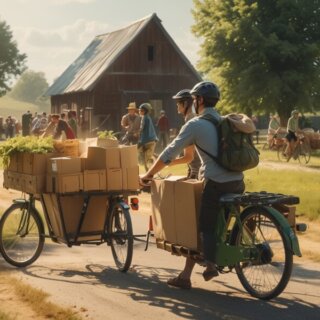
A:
[22,110,32,136]
[138,103,158,171]
[285,110,302,158]
[140,81,245,290]
[43,114,75,140]
[68,110,78,138]
[5,116,15,139]
[171,89,201,179]
[121,102,141,145]
[60,112,66,121]
[156,110,170,151]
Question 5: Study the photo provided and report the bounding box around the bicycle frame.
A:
[214,202,301,268]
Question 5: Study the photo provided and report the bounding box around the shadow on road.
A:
[15,257,319,320]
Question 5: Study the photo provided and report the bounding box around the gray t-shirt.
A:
[160,108,243,183]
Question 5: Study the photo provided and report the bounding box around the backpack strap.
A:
[195,114,220,162]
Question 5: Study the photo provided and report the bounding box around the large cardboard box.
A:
[106,168,122,191]
[42,194,109,242]
[120,145,138,168]
[122,166,139,190]
[83,170,106,191]
[151,176,183,244]
[151,176,203,250]
[175,179,203,250]
[47,157,82,174]
[46,173,83,193]
[86,147,120,169]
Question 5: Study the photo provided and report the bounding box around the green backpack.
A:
[196,114,260,172]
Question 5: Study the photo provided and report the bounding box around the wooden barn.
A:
[46,13,202,136]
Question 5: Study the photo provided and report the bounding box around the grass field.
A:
[0,96,41,120]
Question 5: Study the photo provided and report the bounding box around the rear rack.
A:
[219,191,299,206]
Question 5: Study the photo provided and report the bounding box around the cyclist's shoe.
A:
[167,275,191,289]
[203,264,219,281]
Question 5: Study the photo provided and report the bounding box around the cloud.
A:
[12,19,111,84]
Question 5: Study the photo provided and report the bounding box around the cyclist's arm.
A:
[169,145,194,166]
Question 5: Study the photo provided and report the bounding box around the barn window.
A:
[148,45,154,61]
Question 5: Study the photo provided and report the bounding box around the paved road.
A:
[1,212,319,320]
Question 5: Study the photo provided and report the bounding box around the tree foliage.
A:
[192,0,320,123]
[0,19,27,96]
[10,70,49,106]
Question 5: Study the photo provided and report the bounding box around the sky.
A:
[0,0,200,85]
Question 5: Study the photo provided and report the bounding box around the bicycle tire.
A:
[277,144,288,162]
[107,203,133,272]
[298,143,311,164]
[233,206,293,300]
[0,203,45,267]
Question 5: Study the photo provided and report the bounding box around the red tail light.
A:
[130,197,139,210]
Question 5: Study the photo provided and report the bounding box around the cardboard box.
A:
[42,193,109,242]
[23,153,53,175]
[42,194,64,238]
[47,157,82,174]
[151,176,184,244]
[106,168,122,191]
[120,145,138,168]
[174,179,203,250]
[151,176,203,250]
[83,170,107,191]
[86,147,120,169]
[46,173,83,193]
[122,166,139,190]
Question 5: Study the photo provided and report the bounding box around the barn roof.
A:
[46,13,200,96]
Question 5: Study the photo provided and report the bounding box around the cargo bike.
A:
[151,188,304,300]
[0,190,140,272]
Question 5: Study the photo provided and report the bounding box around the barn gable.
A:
[46,13,202,135]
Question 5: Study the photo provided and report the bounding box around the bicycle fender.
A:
[118,201,130,210]
[262,206,302,257]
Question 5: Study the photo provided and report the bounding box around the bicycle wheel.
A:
[107,203,133,272]
[277,144,288,162]
[234,206,293,300]
[298,143,311,164]
[0,203,45,267]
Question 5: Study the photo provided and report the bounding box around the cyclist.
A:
[285,110,302,159]
[140,81,245,289]
[170,89,201,179]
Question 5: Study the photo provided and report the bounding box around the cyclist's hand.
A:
[139,174,154,187]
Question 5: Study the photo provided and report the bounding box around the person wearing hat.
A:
[156,110,170,151]
[285,110,302,159]
[121,102,141,145]
[138,103,158,171]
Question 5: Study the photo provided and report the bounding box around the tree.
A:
[0,19,27,96]
[192,0,320,124]
[10,70,49,107]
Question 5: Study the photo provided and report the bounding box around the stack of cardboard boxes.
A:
[4,139,140,194]
[151,176,203,251]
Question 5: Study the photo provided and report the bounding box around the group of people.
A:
[120,102,170,171]
[267,110,306,158]
[21,110,77,140]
